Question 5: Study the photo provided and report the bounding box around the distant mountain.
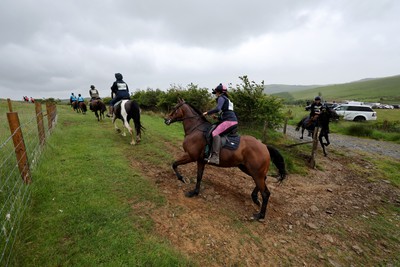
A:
[264,84,321,94]
[270,74,400,104]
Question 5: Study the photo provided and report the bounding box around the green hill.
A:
[287,75,400,103]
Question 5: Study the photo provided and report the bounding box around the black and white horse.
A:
[112,100,144,145]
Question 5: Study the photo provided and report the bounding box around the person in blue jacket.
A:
[107,73,130,117]
[202,83,238,164]
[77,94,84,103]
[70,93,77,106]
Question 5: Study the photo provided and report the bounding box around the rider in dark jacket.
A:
[202,83,238,164]
[310,96,322,118]
[107,73,130,117]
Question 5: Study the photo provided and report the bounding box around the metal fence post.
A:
[7,112,32,183]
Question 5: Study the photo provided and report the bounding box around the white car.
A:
[334,104,377,121]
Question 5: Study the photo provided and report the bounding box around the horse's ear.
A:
[178,97,185,103]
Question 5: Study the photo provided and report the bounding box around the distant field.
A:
[282,75,400,104]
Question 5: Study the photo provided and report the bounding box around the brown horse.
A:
[164,99,287,220]
[90,99,106,121]
[71,101,79,112]
[78,102,87,114]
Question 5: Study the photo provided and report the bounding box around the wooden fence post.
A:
[35,102,46,146]
[283,118,288,135]
[7,112,32,184]
[7,98,13,112]
[308,127,320,168]
[46,102,53,131]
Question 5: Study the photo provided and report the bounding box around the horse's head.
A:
[164,98,186,125]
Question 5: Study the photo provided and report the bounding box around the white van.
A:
[334,104,377,121]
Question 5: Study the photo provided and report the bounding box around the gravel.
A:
[283,125,400,160]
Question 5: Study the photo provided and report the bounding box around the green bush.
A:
[230,76,285,129]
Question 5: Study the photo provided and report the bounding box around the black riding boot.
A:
[208,135,221,165]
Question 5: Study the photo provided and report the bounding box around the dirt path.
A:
[129,137,400,266]
[285,125,400,159]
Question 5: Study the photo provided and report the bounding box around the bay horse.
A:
[78,102,87,114]
[71,101,79,112]
[90,99,106,121]
[112,99,144,145]
[295,106,338,156]
[164,99,287,220]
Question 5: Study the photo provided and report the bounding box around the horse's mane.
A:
[186,103,210,123]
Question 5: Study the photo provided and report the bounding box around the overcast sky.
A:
[1,0,399,100]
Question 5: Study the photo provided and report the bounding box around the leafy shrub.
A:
[229,76,285,129]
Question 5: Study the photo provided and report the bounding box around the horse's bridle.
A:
[164,102,209,135]
[164,102,201,125]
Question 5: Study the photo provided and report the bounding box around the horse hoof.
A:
[251,213,265,221]
[185,190,198,198]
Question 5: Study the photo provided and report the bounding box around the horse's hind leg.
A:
[300,128,304,139]
[239,165,261,206]
[251,186,261,206]
[252,177,270,220]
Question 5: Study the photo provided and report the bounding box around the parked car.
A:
[334,104,377,121]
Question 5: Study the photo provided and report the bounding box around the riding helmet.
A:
[212,83,227,94]
[115,73,123,80]
[315,96,321,101]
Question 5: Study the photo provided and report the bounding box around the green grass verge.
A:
[11,105,192,266]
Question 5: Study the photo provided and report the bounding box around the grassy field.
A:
[274,75,400,104]
[11,105,192,266]
[288,75,400,103]
[285,105,400,143]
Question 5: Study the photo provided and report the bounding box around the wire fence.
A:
[0,99,57,266]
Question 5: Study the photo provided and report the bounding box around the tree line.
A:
[103,76,285,128]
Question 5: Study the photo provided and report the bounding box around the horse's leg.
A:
[95,110,99,121]
[186,160,206,197]
[122,120,135,145]
[300,127,304,139]
[319,132,327,156]
[238,165,261,206]
[172,153,195,184]
[253,176,271,220]
[113,117,121,133]
[251,186,261,206]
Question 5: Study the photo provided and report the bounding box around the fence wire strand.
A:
[0,102,56,266]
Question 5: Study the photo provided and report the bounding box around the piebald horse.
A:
[164,99,287,220]
[112,99,144,145]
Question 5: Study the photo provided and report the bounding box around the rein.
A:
[170,103,210,135]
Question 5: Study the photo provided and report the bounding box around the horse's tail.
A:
[129,100,145,134]
[267,145,287,182]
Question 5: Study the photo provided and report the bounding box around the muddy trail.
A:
[129,139,400,266]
